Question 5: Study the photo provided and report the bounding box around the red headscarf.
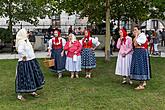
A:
[84,30,90,41]
[120,28,127,44]
[54,30,61,43]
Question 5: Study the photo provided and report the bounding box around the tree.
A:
[150,0,165,20]
[0,0,51,36]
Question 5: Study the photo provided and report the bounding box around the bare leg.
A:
[75,72,79,78]
[71,72,74,78]
[58,72,62,79]
[122,76,127,84]
[88,69,92,78]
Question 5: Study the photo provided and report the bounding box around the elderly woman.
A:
[64,33,82,78]
[80,30,100,78]
[48,30,66,78]
[15,28,45,101]
[115,28,133,84]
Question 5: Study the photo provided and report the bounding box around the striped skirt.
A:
[130,48,151,80]
[15,59,45,93]
[65,56,81,72]
[81,48,96,69]
[50,48,66,73]
[115,53,132,77]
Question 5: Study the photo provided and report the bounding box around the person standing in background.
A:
[28,31,36,49]
[161,28,165,47]
[44,32,50,51]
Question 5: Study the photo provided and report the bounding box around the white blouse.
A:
[17,41,35,61]
[79,37,100,47]
[48,37,66,50]
[136,33,147,46]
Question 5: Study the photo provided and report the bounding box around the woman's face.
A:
[85,31,88,36]
[119,30,123,37]
[133,27,140,37]
[68,34,72,41]
[54,31,58,37]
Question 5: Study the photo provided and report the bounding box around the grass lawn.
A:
[0,57,165,110]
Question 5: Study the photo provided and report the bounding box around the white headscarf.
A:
[70,33,76,42]
[16,28,32,49]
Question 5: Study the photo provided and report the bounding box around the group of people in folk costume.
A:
[15,29,100,101]
[15,25,151,101]
[115,26,151,90]
[47,29,100,78]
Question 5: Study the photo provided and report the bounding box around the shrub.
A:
[0,28,12,43]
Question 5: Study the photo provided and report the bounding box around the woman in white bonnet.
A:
[15,28,45,101]
[64,33,82,78]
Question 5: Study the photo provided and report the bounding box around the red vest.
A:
[52,38,62,49]
[142,39,148,49]
[82,39,92,48]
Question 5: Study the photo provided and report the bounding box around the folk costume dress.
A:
[130,33,151,80]
[15,29,45,93]
[115,35,133,77]
[80,35,100,69]
[48,34,66,73]
[64,40,82,72]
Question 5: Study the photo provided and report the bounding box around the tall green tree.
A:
[0,0,50,35]
[150,0,165,20]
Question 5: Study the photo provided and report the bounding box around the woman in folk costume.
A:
[64,33,82,78]
[115,28,133,84]
[48,30,66,78]
[15,28,45,101]
[80,30,100,78]
[130,26,151,90]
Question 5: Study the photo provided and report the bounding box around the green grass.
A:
[0,58,165,110]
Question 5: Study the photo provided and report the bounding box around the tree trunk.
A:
[117,17,120,29]
[105,0,111,61]
[8,0,12,35]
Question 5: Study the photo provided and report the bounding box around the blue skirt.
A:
[50,48,66,73]
[130,48,151,80]
[15,59,45,93]
[81,48,96,69]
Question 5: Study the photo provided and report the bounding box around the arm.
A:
[62,38,66,47]
[92,37,100,50]
[17,42,26,61]
[125,38,133,54]
[61,38,66,56]
[74,41,82,54]
[64,41,70,51]
[47,39,52,56]
[116,38,122,49]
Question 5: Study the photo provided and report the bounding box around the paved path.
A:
[0,49,165,60]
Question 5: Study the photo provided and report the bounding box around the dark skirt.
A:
[130,48,151,80]
[50,48,66,73]
[81,48,96,69]
[15,59,45,93]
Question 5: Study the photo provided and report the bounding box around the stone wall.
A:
[33,35,106,51]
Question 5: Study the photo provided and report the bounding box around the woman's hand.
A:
[47,49,51,56]
[91,47,96,51]
[122,53,126,57]
[61,51,64,57]
[69,42,73,47]
[22,56,27,61]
